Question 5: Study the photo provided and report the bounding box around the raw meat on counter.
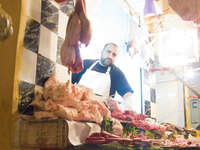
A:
[85,131,200,148]
[31,75,110,124]
[31,76,200,148]
[34,111,58,120]
[111,110,166,133]
[85,131,133,145]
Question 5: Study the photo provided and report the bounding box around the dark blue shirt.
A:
[72,59,134,97]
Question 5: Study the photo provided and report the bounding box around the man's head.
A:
[100,43,118,67]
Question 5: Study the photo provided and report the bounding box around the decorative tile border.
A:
[18,81,35,115]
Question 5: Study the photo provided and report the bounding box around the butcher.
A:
[72,43,134,110]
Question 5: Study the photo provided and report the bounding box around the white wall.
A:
[154,71,185,127]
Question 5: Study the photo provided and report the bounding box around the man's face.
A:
[101,44,118,66]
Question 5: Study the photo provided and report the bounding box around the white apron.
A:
[79,60,111,98]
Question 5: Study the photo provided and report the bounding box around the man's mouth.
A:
[104,58,112,65]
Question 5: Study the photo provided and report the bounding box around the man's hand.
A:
[107,98,120,112]
[123,92,133,99]
[121,92,134,111]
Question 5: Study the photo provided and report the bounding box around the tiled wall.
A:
[18,0,74,115]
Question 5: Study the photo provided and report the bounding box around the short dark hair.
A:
[102,43,118,52]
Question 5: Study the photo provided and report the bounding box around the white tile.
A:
[58,10,68,39]
[19,48,37,84]
[26,0,41,22]
[49,0,60,9]
[55,63,70,83]
[38,25,58,62]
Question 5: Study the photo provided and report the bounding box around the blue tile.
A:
[24,18,40,53]
[41,0,58,33]
[36,54,55,86]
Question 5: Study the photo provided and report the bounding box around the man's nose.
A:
[108,53,114,58]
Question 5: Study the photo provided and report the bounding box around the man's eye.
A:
[112,53,116,57]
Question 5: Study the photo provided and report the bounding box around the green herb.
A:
[123,124,138,137]
[144,130,155,139]
[145,130,163,139]
[168,133,176,140]
[101,117,112,133]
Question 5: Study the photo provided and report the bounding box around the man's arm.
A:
[107,92,133,111]
[121,92,135,111]
[72,72,82,84]
[112,68,134,110]
[112,67,133,97]
[123,92,133,99]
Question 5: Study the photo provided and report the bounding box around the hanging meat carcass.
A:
[65,12,81,46]
[60,43,76,71]
[71,47,84,73]
[60,0,92,73]
[60,44,83,73]
[168,0,199,22]
[75,0,92,46]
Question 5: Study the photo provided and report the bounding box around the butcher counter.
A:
[14,113,200,150]
[13,116,200,150]
[40,144,200,150]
